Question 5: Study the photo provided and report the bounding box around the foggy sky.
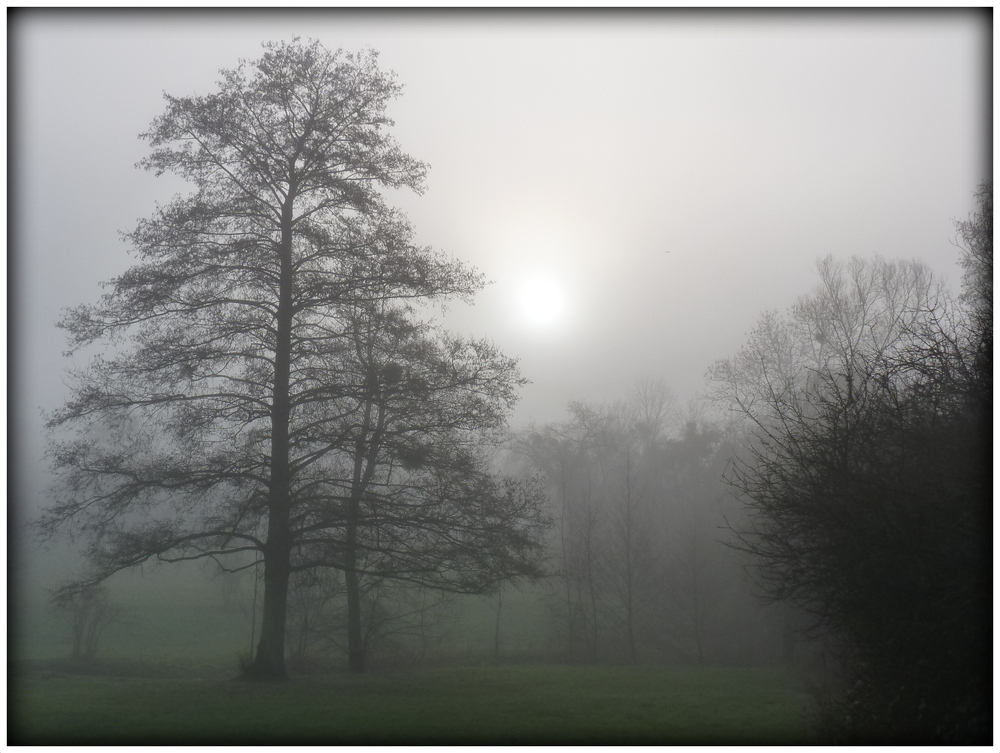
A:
[11,10,989,519]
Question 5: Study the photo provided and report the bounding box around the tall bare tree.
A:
[40,39,546,679]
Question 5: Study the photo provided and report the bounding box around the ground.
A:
[10,662,812,745]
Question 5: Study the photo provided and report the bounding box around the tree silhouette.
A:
[40,39,546,679]
[710,250,990,742]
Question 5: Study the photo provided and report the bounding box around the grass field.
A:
[10,663,813,745]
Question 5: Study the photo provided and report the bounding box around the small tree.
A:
[285,567,344,667]
[356,578,457,670]
[53,585,121,662]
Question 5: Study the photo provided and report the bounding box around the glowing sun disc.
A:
[518,278,567,327]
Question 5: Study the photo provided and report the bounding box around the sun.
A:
[518,278,567,328]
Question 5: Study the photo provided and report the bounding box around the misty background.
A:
[10,10,989,669]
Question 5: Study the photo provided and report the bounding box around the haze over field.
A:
[14,11,987,482]
[8,11,990,742]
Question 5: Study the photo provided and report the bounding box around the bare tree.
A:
[39,39,546,679]
[53,586,122,662]
[514,422,592,660]
[603,417,650,664]
[285,567,343,667]
[491,581,505,660]
[296,296,548,674]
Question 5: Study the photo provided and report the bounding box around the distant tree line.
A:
[513,383,788,666]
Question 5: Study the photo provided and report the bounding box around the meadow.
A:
[12,560,814,745]
[11,663,812,745]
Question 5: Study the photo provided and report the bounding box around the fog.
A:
[8,9,990,742]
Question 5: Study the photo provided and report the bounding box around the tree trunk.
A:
[584,502,599,661]
[558,461,575,660]
[623,453,637,665]
[345,565,365,673]
[246,543,291,678]
[345,409,369,675]
[344,374,386,675]
[71,613,84,660]
[626,597,637,665]
[245,193,296,680]
[493,583,504,661]
[345,431,367,673]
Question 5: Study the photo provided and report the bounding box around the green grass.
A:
[10,664,813,745]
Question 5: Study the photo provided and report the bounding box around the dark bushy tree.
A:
[710,236,991,742]
[39,39,547,679]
